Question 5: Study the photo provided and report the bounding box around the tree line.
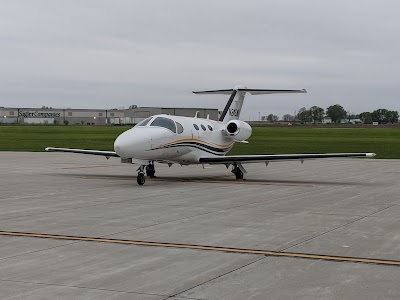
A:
[359,109,399,124]
[262,105,399,124]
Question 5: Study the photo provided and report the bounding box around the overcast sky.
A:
[1,0,399,119]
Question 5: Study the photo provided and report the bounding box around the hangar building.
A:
[0,107,219,125]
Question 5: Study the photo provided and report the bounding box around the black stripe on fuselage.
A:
[219,90,237,122]
[170,141,230,153]
[151,143,229,156]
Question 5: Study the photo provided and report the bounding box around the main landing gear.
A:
[137,163,156,185]
[146,163,156,178]
[231,163,244,180]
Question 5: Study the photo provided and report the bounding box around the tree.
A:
[372,109,389,124]
[267,114,279,122]
[326,104,346,123]
[386,111,399,124]
[282,114,294,122]
[346,111,352,123]
[359,112,373,124]
[310,106,324,123]
[297,107,312,123]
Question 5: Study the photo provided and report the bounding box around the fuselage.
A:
[113,114,237,164]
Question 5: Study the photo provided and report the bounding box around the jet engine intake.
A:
[225,120,252,141]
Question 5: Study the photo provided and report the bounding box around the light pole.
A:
[258,112,261,125]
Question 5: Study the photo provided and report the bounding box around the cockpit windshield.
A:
[136,117,152,127]
[150,117,176,133]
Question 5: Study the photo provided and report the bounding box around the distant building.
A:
[0,106,218,125]
[322,117,332,124]
[346,117,362,124]
[322,116,362,124]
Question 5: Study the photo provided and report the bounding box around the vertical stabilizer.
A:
[218,85,246,123]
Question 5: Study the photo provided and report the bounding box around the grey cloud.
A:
[0,0,399,117]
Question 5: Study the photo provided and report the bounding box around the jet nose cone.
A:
[114,131,133,158]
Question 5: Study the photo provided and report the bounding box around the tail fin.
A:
[193,85,307,123]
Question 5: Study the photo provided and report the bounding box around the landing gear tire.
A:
[146,164,156,178]
[137,172,145,185]
[232,165,244,180]
[234,169,243,180]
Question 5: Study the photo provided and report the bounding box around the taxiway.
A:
[0,152,399,299]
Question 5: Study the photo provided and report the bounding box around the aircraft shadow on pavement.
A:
[52,173,371,187]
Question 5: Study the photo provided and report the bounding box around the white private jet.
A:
[46,85,376,185]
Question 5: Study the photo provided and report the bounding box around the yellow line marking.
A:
[0,231,399,266]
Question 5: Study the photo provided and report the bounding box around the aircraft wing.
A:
[45,147,119,158]
[200,153,376,164]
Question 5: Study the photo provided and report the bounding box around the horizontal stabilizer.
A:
[193,88,307,95]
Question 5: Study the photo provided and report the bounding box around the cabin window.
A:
[176,122,184,134]
[201,124,206,131]
[208,125,213,131]
[151,117,176,133]
[136,117,152,126]
[193,124,199,130]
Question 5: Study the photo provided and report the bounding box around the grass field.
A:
[1,125,399,158]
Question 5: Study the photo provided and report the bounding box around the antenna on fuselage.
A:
[194,111,200,118]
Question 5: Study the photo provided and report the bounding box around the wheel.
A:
[235,169,243,180]
[231,166,244,180]
[137,172,145,185]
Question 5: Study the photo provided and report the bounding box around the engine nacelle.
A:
[225,120,252,141]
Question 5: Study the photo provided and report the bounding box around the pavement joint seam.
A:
[0,192,168,222]
[0,240,81,262]
[0,176,231,222]
[164,257,266,300]
[0,278,186,299]
[278,196,400,252]
[0,182,346,258]
[95,186,334,239]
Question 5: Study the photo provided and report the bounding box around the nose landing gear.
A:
[137,172,145,185]
[136,165,145,185]
[137,162,156,185]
